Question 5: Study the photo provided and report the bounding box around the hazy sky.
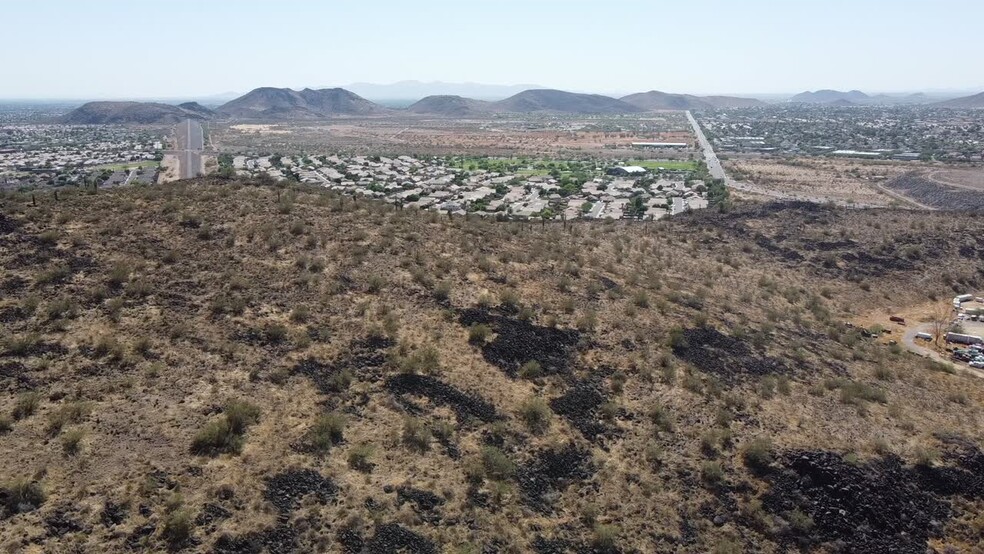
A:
[4,0,982,99]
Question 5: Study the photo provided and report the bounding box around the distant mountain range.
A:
[334,81,546,101]
[407,89,641,116]
[934,91,984,108]
[620,90,765,110]
[59,101,213,124]
[53,87,779,123]
[214,87,761,119]
[791,90,871,104]
[787,89,962,106]
[60,86,984,124]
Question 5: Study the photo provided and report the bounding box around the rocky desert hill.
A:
[789,90,871,105]
[490,89,643,115]
[406,95,495,117]
[216,88,389,120]
[935,91,984,109]
[405,90,641,116]
[177,102,217,119]
[59,102,209,125]
[0,180,983,553]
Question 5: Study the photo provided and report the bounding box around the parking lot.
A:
[950,297,984,371]
[955,310,984,339]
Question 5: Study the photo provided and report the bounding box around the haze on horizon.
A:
[4,0,983,100]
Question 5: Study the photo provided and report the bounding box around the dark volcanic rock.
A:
[531,535,593,554]
[761,450,984,553]
[549,379,611,441]
[396,486,445,513]
[672,326,789,383]
[0,361,35,392]
[338,527,365,553]
[459,308,581,377]
[364,523,437,554]
[293,335,394,393]
[264,469,337,514]
[196,503,231,528]
[0,213,20,235]
[213,524,298,554]
[44,506,84,536]
[100,501,127,527]
[126,523,156,550]
[518,444,594,512]
[386,373,499,423]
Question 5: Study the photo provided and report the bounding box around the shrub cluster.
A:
[191,400,261,455]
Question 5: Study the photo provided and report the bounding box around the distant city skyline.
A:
[4,0,983,100]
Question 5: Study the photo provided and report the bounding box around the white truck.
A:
[946,332,984,345]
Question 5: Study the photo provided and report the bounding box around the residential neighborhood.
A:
[223,153,715,220]
[0,124,164,189]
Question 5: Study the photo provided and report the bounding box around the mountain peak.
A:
[216,87,388,119]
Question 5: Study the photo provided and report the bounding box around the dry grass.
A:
[725,156,915,206]
[0,180,981,552]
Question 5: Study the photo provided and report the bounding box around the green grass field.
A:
[628,160,697,171]
[444,157,698,178]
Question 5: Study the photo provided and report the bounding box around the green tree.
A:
[627,196,646,218]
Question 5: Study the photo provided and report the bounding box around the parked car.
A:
[970,360,984,369]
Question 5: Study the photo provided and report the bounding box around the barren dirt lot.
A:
[926,168,984,190]
[724,157,924,207]
[885,171,984,211]
[211,115,694,159]
[157,154,179,184]
[228,124,291,135]
[1,184,983,553]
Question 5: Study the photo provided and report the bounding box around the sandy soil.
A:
[926,168,984,190]
[725,157,923,207]
[228,124,291,135]
[157,154,180,183]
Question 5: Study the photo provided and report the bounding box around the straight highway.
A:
[686,110,727,183]
[175,118,204,179]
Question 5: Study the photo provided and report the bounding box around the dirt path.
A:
[874,182,934,210]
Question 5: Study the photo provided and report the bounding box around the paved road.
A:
[686,111,727,182]
[901,323,984,379]
[175,118,204,179]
